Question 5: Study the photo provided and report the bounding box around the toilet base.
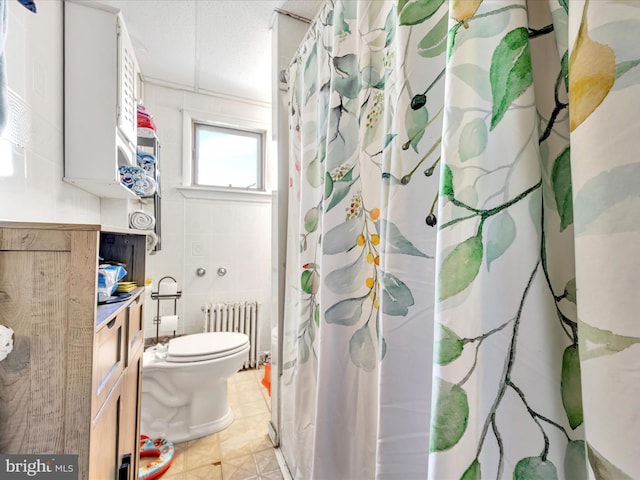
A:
[176,406,234,443]
[141,403,235,444]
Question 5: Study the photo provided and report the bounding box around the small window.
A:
[193,122,264,190]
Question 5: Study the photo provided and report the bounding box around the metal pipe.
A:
[273,7,312,24]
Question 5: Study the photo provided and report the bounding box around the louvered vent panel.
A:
[121,44,136,132]
[117,17,138,145]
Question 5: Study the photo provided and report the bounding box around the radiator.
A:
[202,301,259,369]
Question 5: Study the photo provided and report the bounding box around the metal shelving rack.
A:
[150,276,181,343]
[137,128,162,252]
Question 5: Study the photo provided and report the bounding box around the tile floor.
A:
[152,366,285,480]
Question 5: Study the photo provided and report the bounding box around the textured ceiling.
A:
[95,0,323,104]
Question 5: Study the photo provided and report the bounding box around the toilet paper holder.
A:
[150,276,182,344]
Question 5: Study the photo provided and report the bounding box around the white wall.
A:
[141,83,273,353]
[0,0,100,222]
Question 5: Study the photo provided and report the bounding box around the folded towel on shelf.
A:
[129,210,155,230]
[147,231,158,251]
[137,104,156,131]
[18,0,36,13]
[136,150,156,173]
[140,175,157,196]
[119,165,145,194]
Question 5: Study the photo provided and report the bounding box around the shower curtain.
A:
[281,0,640,478]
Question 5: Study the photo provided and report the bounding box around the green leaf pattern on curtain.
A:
[284,1,444,476]
[430,0,640,477]
[283,0,640,477]
[286,0,439,377]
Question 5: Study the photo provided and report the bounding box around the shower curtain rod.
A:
[273,7,312,24]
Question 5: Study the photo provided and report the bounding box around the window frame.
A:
[192,121,265,192]
[180,109,272,203]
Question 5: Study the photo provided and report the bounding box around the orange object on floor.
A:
[139,435,174,480]
[261,362,271,395]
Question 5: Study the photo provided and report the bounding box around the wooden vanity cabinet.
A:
[0,222,147,480]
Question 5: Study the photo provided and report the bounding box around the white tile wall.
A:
[142,84,273,353]
[0,0,100,223]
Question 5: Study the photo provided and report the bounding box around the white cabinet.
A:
[64,1,141,199]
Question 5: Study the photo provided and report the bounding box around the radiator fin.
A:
[205,301,259,369]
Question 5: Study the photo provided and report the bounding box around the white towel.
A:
[146,231,158,251]
[140,175,157,196]
[0,324,14,362]
[129,210,155,230]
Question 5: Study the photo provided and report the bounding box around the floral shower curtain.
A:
[282,0,640,478]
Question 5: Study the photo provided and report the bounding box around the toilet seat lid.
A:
[166,332,249,362]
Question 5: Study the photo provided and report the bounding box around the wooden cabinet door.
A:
[92,311,126,418]
[0,249,70,453]
[90,377,124,480]
[0,226,99,478]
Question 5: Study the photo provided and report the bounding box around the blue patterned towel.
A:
[137,150,157,173]
[18,0,36,13]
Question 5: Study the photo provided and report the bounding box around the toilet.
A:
[140,331,250,443]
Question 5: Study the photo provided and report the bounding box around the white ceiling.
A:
[95,0,323,105]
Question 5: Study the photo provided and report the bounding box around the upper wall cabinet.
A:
[64,1,141,199]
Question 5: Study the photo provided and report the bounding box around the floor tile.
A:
[251,411,272,425]
[184,463,223,480]
[218,417,250,442]
[236,388,266,405]
[254,449,280,475]
[220,430,255,459]
[221,453,259,480]
[160,442,186,475]
[185,435,221,469]
[228,392,241,408]
[259,470,285,480]
[239,399,269,418]
[251,433,274,453]
[160,471,185,480]
[260,388,271,404]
